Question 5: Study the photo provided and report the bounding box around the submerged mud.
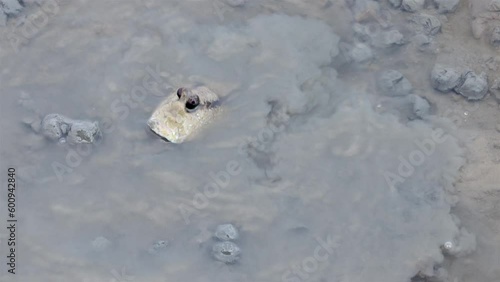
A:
[0,0,498,281]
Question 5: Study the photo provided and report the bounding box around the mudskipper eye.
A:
[177,88,184,99]
[186,95,200,111]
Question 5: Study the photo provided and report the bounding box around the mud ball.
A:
[401,0,425,12]
[489,0,500,12]
[454,71,488,100]
[388,0,402,8]
[433,0,460,14]
[67,121,101,144]
[347,43,373,63]
[212,241,241,263]
[413,34,435,52]
[414,14,442,35]
[430,65,463,92]
[382,30,405,47]
[410,95,431,118]
[350,0,382,22]
[490,79,500,100]
[41,114,70,141]
[214,224,239,241]
[490,26,500,48]
[41,114,101,144]
[377,70,413,97]
[0,0,23,16]
[352,23,373,42]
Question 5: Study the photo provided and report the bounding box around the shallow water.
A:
[0,1,497,281]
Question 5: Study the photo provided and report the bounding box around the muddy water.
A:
[0,1,498,282]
